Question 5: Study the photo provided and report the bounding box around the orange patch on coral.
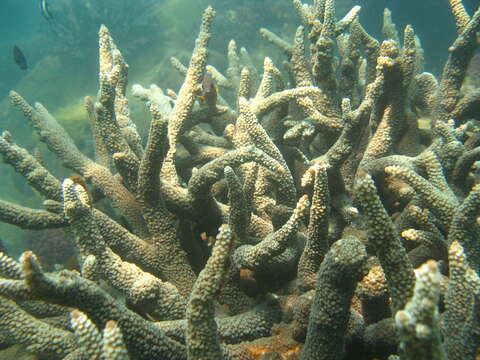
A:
[245,345,269,358]
[245,342,301,359]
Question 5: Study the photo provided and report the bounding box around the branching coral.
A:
[1,0,480,359]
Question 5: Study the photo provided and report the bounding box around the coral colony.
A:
[1,0,480,359]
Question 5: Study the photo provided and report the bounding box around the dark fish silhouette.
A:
[40,0,53,22]
[200,74,217,110]
[13,45,27,70]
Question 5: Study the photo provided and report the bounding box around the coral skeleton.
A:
[1,0,480,359]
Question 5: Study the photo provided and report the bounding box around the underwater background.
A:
[0,0,478,256]
[1,1,480,359]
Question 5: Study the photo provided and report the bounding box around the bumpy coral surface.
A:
[1,0,480,359]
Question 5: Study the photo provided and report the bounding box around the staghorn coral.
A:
[1,0,480,359]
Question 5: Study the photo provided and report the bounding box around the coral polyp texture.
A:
[1,0,480,359]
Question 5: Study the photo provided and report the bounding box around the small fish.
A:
[70,174,93,208]
[13,45,27,70]
[198,73,217,110]
[40,0,53,22]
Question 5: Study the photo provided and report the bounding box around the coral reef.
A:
[1,0,480,359]
[23,228,77,272]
